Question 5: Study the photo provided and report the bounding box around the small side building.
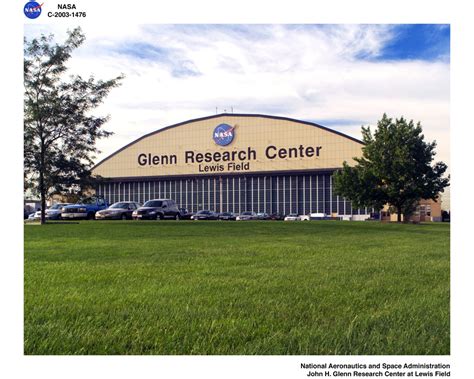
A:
[381,198,442,222]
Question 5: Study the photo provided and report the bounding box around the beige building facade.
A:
[93,114,363,179]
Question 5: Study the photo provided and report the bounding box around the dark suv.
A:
[269,213,285,220]
[132,199,180,220]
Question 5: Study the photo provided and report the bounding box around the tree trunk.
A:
[40,170,46,225]
[397,207,402,223]
[40,137,46,225]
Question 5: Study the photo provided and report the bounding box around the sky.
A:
[24,24,450,207]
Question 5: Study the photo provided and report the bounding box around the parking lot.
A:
[25,196,375,222]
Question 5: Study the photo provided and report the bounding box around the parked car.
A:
[309,213,327,220]
[96,201,141,220]
[24,205,36,220]
[31,210,41,221]
[442,210,450,223]
[132,199,180,220]
[178,208,193,220]
[61,196,108,220]
[191,210,218,220]
[256,212,270,220]
[32,203,73,220]
[269,213,285,220]
[218,212,236,221]
[299,214,310,221]
[236,211,257,221]
[284,213,300,221]
[24,207,34,220]
[364,212,380,221]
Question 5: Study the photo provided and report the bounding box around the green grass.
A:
[24,221,450,355]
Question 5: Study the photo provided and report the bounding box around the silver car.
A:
[96,201,141,220]
[236,211,258,221]
[33,203,73,220]
[284,213,300,221]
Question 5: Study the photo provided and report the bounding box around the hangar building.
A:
[91,114,377,218]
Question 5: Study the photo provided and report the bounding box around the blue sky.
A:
[102,24,451,66]
[374,24,450,61]
[24,24,450,205]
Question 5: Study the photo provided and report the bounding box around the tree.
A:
[333,114,450,222]
[24,27,123,224]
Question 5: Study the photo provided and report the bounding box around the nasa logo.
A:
[213,123,235,146]
[24,2,43,19]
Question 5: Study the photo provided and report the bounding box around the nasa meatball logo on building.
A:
[24,1,43,19]
[213,123,235,146]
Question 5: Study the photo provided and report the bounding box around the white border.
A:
[2,1,471,378]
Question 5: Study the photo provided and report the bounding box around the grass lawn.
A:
[24,221,450,355]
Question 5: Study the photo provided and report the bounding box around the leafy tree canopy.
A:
[24,27,124,223]
[333,114,449,222]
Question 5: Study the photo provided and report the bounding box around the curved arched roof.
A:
[92,113,363,170]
